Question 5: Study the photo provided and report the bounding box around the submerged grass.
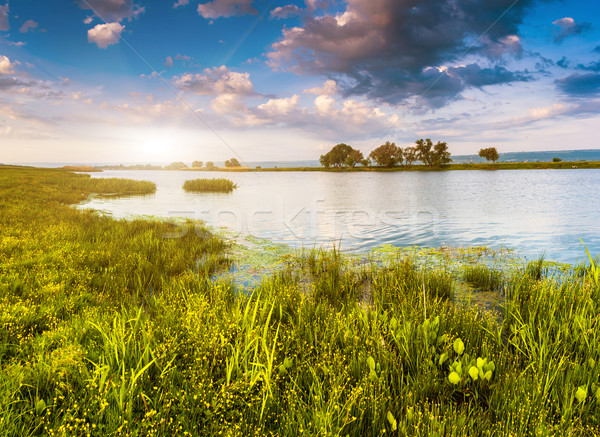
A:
[1,165,600,436]
[183,178,237,193]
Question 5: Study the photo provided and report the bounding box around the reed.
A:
[183,178,237,193]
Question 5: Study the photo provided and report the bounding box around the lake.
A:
[78,169,600,265]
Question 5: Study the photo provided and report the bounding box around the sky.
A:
[0,0,599,163]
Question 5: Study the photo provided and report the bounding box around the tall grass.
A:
[463,264,503,290]
[1,165,600,435]
[183,178,237,193]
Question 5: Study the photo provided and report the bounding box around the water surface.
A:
[78,169,600,264]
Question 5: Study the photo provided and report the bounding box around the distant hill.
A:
[451,149,600,164]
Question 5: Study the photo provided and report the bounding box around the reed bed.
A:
[1,165,599,436]
[183,178,237,193]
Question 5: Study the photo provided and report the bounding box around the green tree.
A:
[552,157,562,163]
[415,138,434,166]
[403,146,418,168]
[205,161,216,169]
[369,141,403,167]
[192,160,203,168]
[224,158,241,168]
[433,141,452,166]
[415,139,451,167]
[164,161,188,170]
[478,147,499,164]
[319,143,354,168]
[345,149,366,168]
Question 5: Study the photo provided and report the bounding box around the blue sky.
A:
[1,0,599,163]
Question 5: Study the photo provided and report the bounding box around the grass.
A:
[463,264,504,290]
[183,177,238,193]
[1,165,600,435]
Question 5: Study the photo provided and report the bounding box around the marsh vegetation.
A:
[183,177,238,193]
[1,166,599,435]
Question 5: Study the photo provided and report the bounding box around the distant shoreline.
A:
[90,161,600,172]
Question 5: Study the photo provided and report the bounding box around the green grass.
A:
[1,165,600,436]
[183,177,238,193]
[463,264,504,290]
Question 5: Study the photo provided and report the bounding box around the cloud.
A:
[270,5,302,19]
[173,65,255,95]
[19,19,38,33]
[173,0,190,7]
[0,3,8,31]
[87,22,125,49]
[84,16,94,24]
[175,54,193,61]
[164,56,174,67]
[197,0,257,19]
[0,54,16,74]
[268,0,546,107]
[555,73,600,96]
[552,17,592,43]
[303,79,338,95]
[78,0,144,22]
[257,95,300,117]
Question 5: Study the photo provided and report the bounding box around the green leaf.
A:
[367,356,375,371]
[387,411,397,431]
[575,386,587,404]
[439,352,448,366]
[448,372,461,385]
[588,358,596,369]
[453,338,465,355]
[390,317,398,331]
[35,399,46,415]
[468,366,479,381]
[595,387,600,401]
[483,370,493,381]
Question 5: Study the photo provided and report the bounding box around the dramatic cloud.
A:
[0,3,8,31]
[78,0,145,22]
[173,65,255,95]
[552,17,592,43]
[19,20,38,33]
[87,22,125,49]
[268,0,547,107]
[197,0,257,19]
[303,79,339,95]
[271,5,302,19]
[555,73,600,96]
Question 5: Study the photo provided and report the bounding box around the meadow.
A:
[1,165,599,436]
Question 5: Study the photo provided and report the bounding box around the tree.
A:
[479,147,499,164]
[415,139,452,167]
[224,158,241,168]
[433,141,452,166]
[205,161,216,169]
[415,138,434,166]
[164,161,188,170]
[319,143,354,168]
[552,157,562,162]
[403,146,418,168]
[192,160,203,168]
[369,141,403,167]
[345,149,366,168]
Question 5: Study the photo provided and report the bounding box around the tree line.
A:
[319,139,452,169]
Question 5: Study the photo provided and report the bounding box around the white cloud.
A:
[0,55,16,75]
[164,56,174,68]
[84,16,94,24]
[0,3,8,31]
[270,5,302,19]
[173,0,190,7]
[304,79,338,95]
[257,95,300,117]
[197,0,257,19]
[19,19,38,33]
[173,65,254,95]
[87,22,125,49]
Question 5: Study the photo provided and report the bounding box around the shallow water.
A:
[77,169,600,264]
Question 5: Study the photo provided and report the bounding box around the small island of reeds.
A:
[183,177,237,193]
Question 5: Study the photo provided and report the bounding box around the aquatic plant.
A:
[183,178,237,193]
